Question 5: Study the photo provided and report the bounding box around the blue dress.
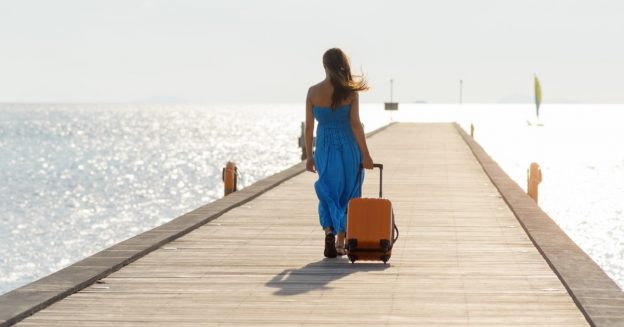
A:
[313,104,364,235]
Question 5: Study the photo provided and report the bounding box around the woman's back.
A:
[308,80,352,109]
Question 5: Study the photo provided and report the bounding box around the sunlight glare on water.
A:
[0,103,302,294]
[393,103,624,289]
[0,103,622,294]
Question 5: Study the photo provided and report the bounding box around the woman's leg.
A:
[336,232,345,245]
[336,231,346,255]
[324,227,337,258]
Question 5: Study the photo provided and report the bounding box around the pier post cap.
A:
[528,162,542,183]
[223,161,238,195]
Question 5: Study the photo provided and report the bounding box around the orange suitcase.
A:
[346,164,398,264]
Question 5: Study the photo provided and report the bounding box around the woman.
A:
[305,48,374,258]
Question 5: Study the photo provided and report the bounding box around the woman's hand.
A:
[306,157,316,173]
[361,153,374,169]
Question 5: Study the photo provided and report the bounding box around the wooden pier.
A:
[2,123,623,326]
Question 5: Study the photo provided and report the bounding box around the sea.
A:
[0,103,622,295]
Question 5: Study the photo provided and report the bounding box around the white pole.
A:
[460,79,463,105]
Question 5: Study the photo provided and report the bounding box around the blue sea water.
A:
[0,103,622,294]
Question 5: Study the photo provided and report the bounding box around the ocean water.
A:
[397,103,624,289]
[0,103,305,294]
[0,103,622,295]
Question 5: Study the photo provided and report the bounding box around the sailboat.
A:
[527,75,544,126]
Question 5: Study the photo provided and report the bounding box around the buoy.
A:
[470,124,474,138]
[222,161,237,196]
[527,162,542,203]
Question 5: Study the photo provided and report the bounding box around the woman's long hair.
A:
[322,48,369,110]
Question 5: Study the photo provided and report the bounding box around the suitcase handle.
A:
[392,211,399,245]
[360,163,383,198]
[368,164,399,246]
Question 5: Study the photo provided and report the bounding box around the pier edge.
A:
[0,123,393,326]
[454,122,624,327]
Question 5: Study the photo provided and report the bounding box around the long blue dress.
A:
[313,104,364,235]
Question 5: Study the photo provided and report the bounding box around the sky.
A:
[1,0,623,104]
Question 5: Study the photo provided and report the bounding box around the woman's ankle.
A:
[336,232,345,245]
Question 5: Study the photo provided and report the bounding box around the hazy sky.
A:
[1,0,623,103]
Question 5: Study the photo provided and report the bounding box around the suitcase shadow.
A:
[266,257,390,296]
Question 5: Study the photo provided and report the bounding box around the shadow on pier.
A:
[266,258,389,296]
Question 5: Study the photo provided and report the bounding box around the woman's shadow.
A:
[266,257,390,296]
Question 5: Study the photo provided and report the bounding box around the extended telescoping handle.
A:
[373,163,383,198]
[361,163,384,198]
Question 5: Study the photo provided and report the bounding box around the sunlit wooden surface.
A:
[18,123,587,326]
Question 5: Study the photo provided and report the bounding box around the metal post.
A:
[384,78,398,111]
[460,79,463,105]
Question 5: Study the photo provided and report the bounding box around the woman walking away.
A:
[305,48,374,258]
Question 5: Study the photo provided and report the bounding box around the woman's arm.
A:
[349,93,374,169]
[305,88,316,173]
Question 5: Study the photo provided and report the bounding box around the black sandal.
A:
[324,233,337,258]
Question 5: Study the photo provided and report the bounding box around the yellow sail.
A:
[534,75,542,118]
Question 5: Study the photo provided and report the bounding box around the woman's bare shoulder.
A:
[307,80,330,101]
[308,80,327,93]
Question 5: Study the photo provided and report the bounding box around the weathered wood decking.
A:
[5,123,616,325]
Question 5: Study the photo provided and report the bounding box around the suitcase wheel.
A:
[380,254,390,264]
[380,239,390,253]
[348,254,357,264]
[347,239,358,252]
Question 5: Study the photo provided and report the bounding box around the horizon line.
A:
[1,101,623,105]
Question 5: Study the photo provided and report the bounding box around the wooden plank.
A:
[455,123,624,326]
[15,123,589,326]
